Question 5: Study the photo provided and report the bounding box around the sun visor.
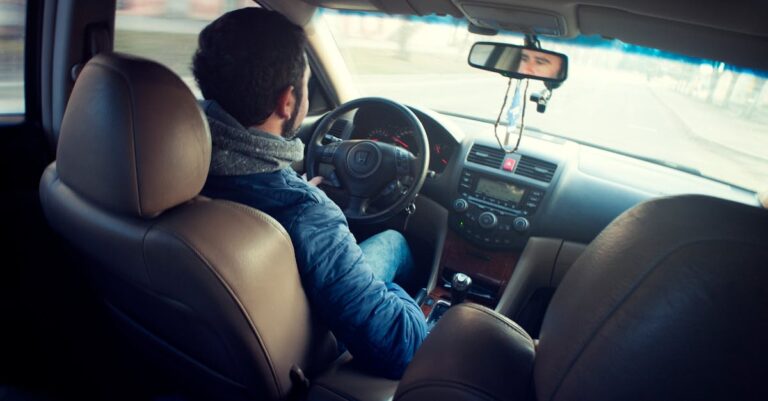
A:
[453,1,567,37]
[578,5,768,71]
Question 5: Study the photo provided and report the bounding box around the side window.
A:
[308,72,332,116]
[0,0,26,118]
[114,0,256,97]
[114,1,336,116]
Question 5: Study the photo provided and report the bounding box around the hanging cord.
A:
[493,78,530,153]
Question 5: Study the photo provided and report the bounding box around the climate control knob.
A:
[513,216,530,232]
[452,198,469,213]
[478,212,498,229]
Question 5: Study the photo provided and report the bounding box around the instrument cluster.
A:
[362,126,454,174]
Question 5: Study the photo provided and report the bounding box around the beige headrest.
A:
[57,53,211,218]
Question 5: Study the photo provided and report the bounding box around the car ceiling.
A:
[265,0,768,71]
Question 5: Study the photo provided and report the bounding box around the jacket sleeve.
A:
[288,201,428,379]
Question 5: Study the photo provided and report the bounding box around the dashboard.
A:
[324,101,760,249]
[444,115,758,247]
[317,100,762,328]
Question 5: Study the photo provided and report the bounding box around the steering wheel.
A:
[306,97,430,224]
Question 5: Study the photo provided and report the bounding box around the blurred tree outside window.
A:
[114,0,256,97]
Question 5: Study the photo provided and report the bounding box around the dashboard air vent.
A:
[467,144,505,169]
[515,156,557,182]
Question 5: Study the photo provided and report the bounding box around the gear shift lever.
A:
[451,273,472,305]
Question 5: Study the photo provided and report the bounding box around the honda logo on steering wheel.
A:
[355,150,370,165]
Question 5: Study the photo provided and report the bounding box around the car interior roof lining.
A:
[281,0,768,70]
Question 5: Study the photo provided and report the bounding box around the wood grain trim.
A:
[437,229,521,303]
[421,287,450,317]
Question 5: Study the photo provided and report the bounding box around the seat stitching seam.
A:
[88,60,143,215]
[464,304,533,341]
[216,200,296,253]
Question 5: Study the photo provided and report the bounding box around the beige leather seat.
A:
[39,53,336,400]
[395,195,768,401]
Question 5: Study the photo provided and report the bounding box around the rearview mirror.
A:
[468,42,568,83]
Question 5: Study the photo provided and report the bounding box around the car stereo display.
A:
[475,178,525,204]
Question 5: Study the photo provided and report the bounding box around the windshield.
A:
[318,9,768,192]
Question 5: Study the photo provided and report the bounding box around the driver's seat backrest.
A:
[39,53,336,400]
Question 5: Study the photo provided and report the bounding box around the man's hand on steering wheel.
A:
[305,97,430,224]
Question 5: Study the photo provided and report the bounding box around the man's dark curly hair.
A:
[192,8,307,128]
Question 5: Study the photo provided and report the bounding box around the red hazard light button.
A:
[503,158,516,171]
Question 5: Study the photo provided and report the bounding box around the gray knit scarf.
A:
[202,100,304,176]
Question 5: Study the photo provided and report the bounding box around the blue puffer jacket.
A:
[203,168,428,378]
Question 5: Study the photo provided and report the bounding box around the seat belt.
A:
[70,23,112,81]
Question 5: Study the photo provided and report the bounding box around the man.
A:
[191,8,428,379]
[518,48,563,79]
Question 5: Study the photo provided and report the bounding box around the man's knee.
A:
[380,229,408,248]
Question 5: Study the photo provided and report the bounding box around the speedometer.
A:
[368,128,392,143]
[368,127,418,154]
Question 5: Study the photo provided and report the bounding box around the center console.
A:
[450,169,545,249]
[421,145,560,326]
[421,229,521,323]
[422,168,543,320]
[422,140,562,328]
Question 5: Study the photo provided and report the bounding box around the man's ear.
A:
[276,85,296,120]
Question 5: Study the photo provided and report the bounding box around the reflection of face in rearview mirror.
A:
[518,49,563,79]
[468,42,568,83]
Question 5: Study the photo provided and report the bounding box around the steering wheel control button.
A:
[320,143,339,163]
[453,198,469,212]
[478,212,498,229]
[513,217,530,232]
[346,142,382,178]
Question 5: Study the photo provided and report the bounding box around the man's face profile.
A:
[518,49,562,79]
[282,64,311,139]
